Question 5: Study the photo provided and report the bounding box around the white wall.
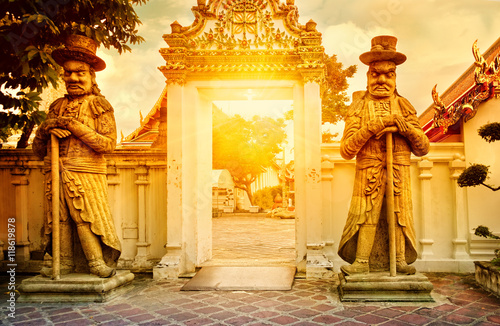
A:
[463,98,500,258]
[0,149,168,273]
[321,140,499,273]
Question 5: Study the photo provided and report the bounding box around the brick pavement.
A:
[2,215,500,325]
[1,273,500,325]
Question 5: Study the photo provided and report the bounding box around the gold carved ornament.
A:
[190,0,299,50]
[433,40,499,133]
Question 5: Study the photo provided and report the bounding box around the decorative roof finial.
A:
[171,21,182,34]
[305,19,317,32]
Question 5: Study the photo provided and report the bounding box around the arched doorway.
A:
[155,0,330,278]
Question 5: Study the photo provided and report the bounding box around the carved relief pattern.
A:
[191,0,299,50]
[159,0,326,81]
[433,40,500,133]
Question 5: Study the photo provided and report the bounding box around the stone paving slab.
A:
[2,273,500,325]
[181,266,296,291]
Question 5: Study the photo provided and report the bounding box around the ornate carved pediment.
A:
[159,0,326,82]
[166,0,304,51]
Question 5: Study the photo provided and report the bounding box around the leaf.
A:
[21,62,30,76]
[27,48,38,61]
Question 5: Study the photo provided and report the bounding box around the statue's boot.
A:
[396,227,416,275]
[77,224,116,278]
[40,221,75,277]
[341,225,376,275]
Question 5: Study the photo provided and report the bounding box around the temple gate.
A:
[153,0,332,278]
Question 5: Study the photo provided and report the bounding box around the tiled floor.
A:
[2,273,500,325]
[2,215,500,325]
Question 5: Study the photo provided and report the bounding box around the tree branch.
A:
[482,183,500,191]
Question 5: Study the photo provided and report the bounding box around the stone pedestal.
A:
[153,249,181,280]
[338,272,434,302]
[18,270,134,303]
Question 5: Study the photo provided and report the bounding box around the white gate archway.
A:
[153,0,332,279]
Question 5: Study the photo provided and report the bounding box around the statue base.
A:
[18,270,134,303]
[338,271,434,302]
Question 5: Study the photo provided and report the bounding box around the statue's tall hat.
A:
[52,35,106,71]
[359,35,406,66]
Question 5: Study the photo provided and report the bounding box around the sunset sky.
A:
[94,0,500,138]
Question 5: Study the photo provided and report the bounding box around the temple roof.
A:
[419,37,500,142]
[121,86,166,146]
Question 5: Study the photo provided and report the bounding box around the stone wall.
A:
[2,141,499,275]
[321,142,500,273]
[0,148,167,273]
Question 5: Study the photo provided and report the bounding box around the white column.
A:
[196,95,213,265]
[418,158,434,260]
[303,80,332,279]
[134,165,151,267]
[11,168,30,261]
[321,158,335,259]
[293,82,307,273]
[303,81,323,245]
[449,155,470,260]
[181,84,197,273]
[154,81,184,279]
[166,82,183,253]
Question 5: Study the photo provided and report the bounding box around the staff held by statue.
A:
[50,134,60,280]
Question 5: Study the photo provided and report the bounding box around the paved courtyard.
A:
[209,213,295,266]
[2,214,500,325]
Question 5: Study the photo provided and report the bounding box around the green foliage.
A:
[0,0,147,147]
[458,164,489,188]
[253,186,282,210]
[474,225,500,240]
[321,54,357,124]
[213,107,287,205]
[474,225,500,266]
[478,122,500,143]
[283,54,356,125]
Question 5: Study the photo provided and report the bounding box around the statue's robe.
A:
[33,95,121,267]
[338,91,429,271]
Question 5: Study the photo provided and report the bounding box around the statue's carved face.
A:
[63,60,92,96]
[367,61,396,99]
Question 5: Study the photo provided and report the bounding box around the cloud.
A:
[97,0,500,134]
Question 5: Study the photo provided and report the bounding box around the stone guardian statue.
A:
[338,36,430,275]
[33,35,121,278]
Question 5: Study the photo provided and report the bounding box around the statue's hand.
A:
[40,118,58,134]
[393,115,409,134]
[381,114,397,127]
[50,128,71,139]
[56,117,74,129]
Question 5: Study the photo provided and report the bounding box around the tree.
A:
[458,123,500,191]
[458,122,500,265]
[321,54,357,124]
[0,0,147,148]
[284,54,356,141]
[213,107,287,205]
